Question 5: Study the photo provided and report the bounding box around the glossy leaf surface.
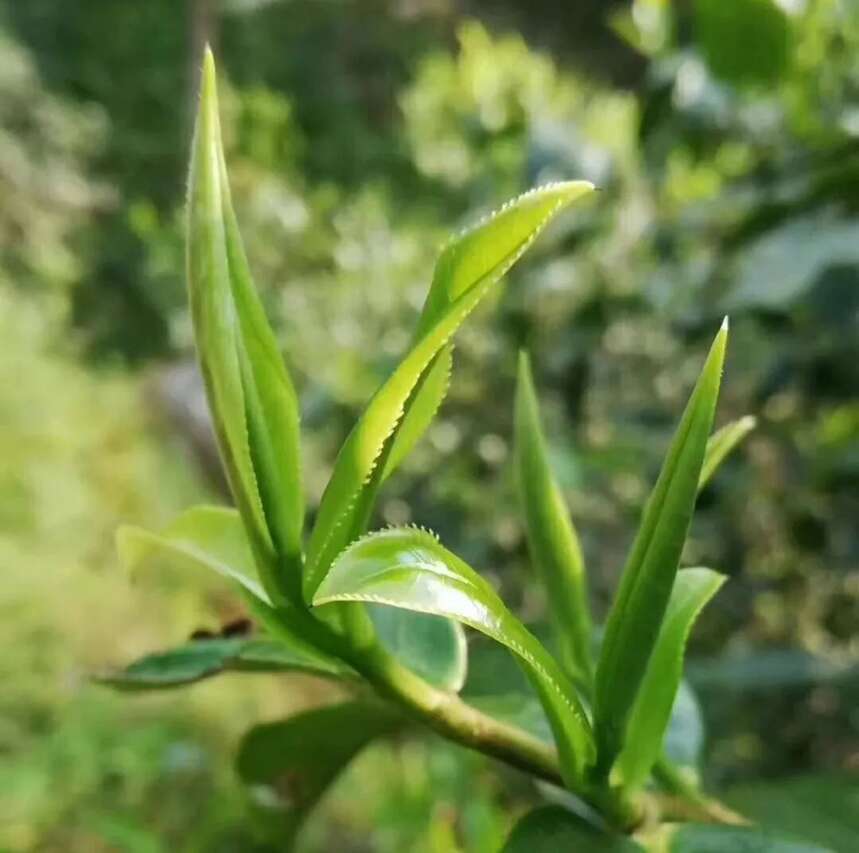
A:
[515,350,592,687]
[116,504,268,604]
[97,636,349,690]
[699,416,756,490]
[313,526,595,782]
[187,50,303,606]
[237,701,400,844]
[503,806,642,852]
[303,181,594,600]
[617,568,725,790]
[595,322,728,771]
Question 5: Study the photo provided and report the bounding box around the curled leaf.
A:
[313,526,595,784]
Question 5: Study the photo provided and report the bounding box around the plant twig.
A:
[653,757,748,826]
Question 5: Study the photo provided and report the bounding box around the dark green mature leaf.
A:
[116,505,268,604]
[237,701,400,844]
[655,823,831,853]
[515,351,592,687]
[369,604,467,691]
[303,181,594,602]
[699,416,757,490]
[617,568,725,790]
[595,321,728,773]
[97,636,349,691]
[694,0,792,88]
[503,806,642,853]
[187,49,303,607]
[313,526,595,783]
[726,774,859,853]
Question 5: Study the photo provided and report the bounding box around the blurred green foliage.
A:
[0,0,856,849]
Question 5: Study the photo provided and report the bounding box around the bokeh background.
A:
[1,1,857,850]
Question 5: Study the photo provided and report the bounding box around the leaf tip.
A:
[197,45,220,132]
[516,348,531,377]
[201,44,217,86]
[553,179,596,205]
[707,316,730,378]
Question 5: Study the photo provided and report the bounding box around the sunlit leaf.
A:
[116,504,268,604]
[237,701,400,844]
[382,345,453,480]
[616,568,725,790]
[369,604,467,692]
[303,181,594,601]
[515,350,592,687]
[594,321,728,773]
[503,806,642,852]
[97,636,349,691]
[699,416,756,490]
[313,526,595,783]
[187,49,303,606]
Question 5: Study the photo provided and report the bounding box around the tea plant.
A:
[102,51,824,851]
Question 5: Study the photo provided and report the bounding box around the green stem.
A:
[265,601,741,832]
[348,640,564,785]
[653,757,748,825]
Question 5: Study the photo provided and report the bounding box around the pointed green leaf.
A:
[503,806,643,853]
[381,344,453,481]
[313,527,595,783]
[594,321,728,773]
[616,568,725,790]
[304,181,594,601]
[416,182,593,338]
[515,351,592,688]
[699,416,757,490]
[187,49,303,606]
[97,636,350,691]
[369,604,467,691]
[237,701,400,844]
[117,505,269,604]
